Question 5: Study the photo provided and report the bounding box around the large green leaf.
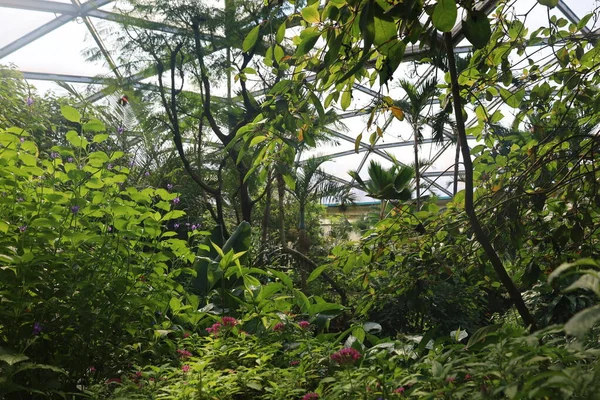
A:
[295,32,321,57]
[564,305,600,338]
[243,25,260,52]
[463,11,491,49]
[537,0,558,8]
[61,105,81,123]
[432,0,457,32]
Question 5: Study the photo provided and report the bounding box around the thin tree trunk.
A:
[276,172,286,247]
[414,130,420,210]
[261,170,273,263]
[298,204,309,291]
[444,32,536,331]
[453,134,460,195]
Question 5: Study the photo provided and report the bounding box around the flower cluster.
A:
[394,387,405,394]
[298,320,311,329]
[182,365,190,373]
[302,393,319,400]
[221,316,238,327]
[273,322,285,332]
[330,347,361,366]
[206,322,222,335]
[177,349,192,358]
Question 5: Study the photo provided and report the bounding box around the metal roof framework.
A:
[0,0,597,201]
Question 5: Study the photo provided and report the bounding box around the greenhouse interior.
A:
[1,0,600,398]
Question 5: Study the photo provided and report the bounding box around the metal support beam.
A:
[557,0,591,35]
[0,0,114,59]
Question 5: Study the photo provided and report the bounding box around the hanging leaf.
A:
[301,3,321,23]
[282,174,296,191]
[564,305,600,338]
[537,0,558,8]
[354,133,363,153]
[341,90,352,110]
[61,105,81,123]
[463,11,491,49]
[295,32,321,57]
[373,2,397,47]
[243,25,260,53]
[499,88,525,108]
[432,0,457,32]
[249,136,267,147]
[390,106,404,120]
[276,21,287,43]
[359,0,375,54]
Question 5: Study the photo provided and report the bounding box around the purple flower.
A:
[107,164,113,170]
[330,347,361,366]
[26,97,34,107]
[19,225,27,232]
[20,137,25,143]
[50,152,60,160]
[172,197,180,205]
[32,322,42,335]
[174,223,180,228]
[67,157,74,163]
[16,197,24,203]
[71,205,80,214]
[107,226,112,232]
[167,183,173,191]
[129,160,135,167]
[191,224,197,230]
[117,126,124,134]
[144,171,150,177]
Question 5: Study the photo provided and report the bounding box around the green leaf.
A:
[276,21,287,43]
[307,264,328,283]
[301,3,320,23]
[250,136,267,147]
[466,324,502,348]
[243,25,260,52]
[499,88,525,108]
[61,105,81,123]
[360,1,375,54]
[66,130,88,150]
[354,133,363,153]
[295,32,321,57]
[92,134,109,143]
[282,174,296,191]
[82,119,105,132]
[341,90,352,110]
[564,305,600,338]
[537,0,558,8]
[432,0,457,32]
[373,3,397,48]
[463,11,491,49]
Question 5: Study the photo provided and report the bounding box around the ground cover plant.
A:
[2,0,600,398]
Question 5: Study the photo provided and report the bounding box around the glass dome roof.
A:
[1,0,598,203]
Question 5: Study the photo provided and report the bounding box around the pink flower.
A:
[183,332,190,338]
[182,365,190,373]
[302,393,319,400]
[394,387,405,394]
[106,378,121,384]
[88,366,96,373]
[135,371,142,378]
[177,349,192,358]
[465,374,472,381]
[206,322,222,335]
[330,347,361,366]
[446,377,456,383]
[298,320,311,329]
[221,316,238,327]
[290,360,300,366]
[273,322,285,332]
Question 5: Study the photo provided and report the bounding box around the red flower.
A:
[183,332,190,338]
[330,348,361,366]
[221,316,238,327]
[465,374,472,381]
[106,378,121,384]
[394,387,405,394]
[298,321,311,329]
[182,365,190,373]
[302,393,319,400]
[446,377,456,383]
[206,322,222,335]
[290,360,300,366]
[273,322,285,332]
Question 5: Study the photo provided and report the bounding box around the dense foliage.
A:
[2,0,600,398]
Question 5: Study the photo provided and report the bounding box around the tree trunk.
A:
[453,134,460,195]
[297,204,309,291]
[444,32,536,331]
[276,172,286,247]
[260,171,273,262]
[414,129,420,210]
